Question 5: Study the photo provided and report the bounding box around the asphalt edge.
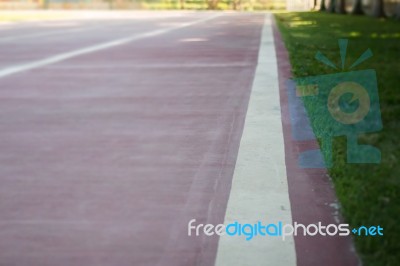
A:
[271,14,361,266]
[214,14,297,266]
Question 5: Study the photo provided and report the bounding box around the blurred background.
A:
[1,0,399,18]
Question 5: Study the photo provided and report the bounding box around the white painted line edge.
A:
[0,14,220,79]
[215,14,296,266]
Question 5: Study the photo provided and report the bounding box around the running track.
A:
[0,11,358,266]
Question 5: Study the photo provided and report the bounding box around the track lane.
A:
[0,12,264,266]
[0,12,220,68]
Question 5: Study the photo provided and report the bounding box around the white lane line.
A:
[215,14,296,266]
[0,14,220,79]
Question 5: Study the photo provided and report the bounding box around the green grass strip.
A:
[275,12,400,266]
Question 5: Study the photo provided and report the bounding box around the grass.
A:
[275,12,400,266]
